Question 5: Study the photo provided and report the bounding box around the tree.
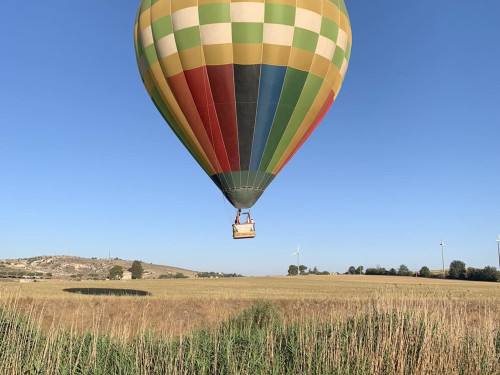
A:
[287,265,298,276]
[388,268,397,276]
[466,266,498,282]
[419,266,431,278]
[130,260,143,279]
[449,260,466,279]
[356,266,364,275]
[365,267,387,275]
[299,265,308,275]
[480,266,499,282]
[347,266,356,274]
[397,264,411,276]
[108,265,123,280]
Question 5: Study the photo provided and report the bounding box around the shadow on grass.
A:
[63,288,151,296]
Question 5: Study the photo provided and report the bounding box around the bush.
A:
[398,265,412,276]
[159,273,188,279]
[419,266,431,278]
[130,261,143,279]
[229,302,278,331]
[449,260,466,279]
[108,266,123,280]
[365,267,388,276]
[287,265,298,276]
[197,272,243,278]
[300,266,330,275]
[430,273,445,279]
[466,266,498,282]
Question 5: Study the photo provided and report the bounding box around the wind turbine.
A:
[496,234,500,269]
[291,245,302,274]
[440,239,445,276]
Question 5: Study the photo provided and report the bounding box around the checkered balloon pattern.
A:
[135,0,351,209]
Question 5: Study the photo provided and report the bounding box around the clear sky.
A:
[1,1,499,276]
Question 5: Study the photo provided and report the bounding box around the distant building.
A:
[121,270,132,280]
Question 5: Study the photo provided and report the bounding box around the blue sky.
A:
[1,1,499,275]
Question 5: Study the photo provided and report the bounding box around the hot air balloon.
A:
[134,0,352,238]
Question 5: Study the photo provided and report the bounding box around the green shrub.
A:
[419,266,431,278]
[365,267,388,275]
[130,261,143,279]
[466,266,499,282]
[108,266,123,280]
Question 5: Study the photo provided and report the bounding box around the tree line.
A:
[107,264,245,280]
[345,261,498,282]
[287,265,330,276]
[196,272,243,278]
[108,261,191,279]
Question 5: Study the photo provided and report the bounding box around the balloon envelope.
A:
[135,0,351,208]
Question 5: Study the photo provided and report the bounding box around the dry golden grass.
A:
[0,275,498,338]
[0,275,498,374]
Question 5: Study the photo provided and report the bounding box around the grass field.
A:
[0,275,499,374]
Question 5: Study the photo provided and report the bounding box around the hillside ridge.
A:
[0,255,198,280]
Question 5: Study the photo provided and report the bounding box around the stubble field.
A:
[0,275,499,374]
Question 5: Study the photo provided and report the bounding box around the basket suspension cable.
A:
[221,192,234,225]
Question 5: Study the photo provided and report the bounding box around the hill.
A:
[0,255,198,280]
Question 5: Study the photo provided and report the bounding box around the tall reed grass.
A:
[0,295,498,374]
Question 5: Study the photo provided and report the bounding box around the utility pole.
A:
[496,234,500,269]
[440,239,445,276]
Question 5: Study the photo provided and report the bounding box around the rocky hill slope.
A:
[0,256,198,280]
